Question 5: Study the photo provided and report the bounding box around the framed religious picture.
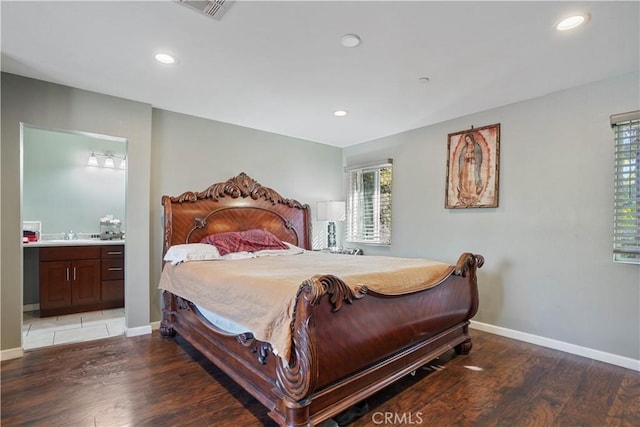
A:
[445,123,500,209]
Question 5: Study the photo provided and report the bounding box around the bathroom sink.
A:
[45,239,95,243]
[30,239,124,246]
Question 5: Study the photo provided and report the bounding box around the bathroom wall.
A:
[22,126,126,236]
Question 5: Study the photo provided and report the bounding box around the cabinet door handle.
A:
[73,267,77,281]
[66,267,70,282]
[107,251,122,255]
[108,267,123,271]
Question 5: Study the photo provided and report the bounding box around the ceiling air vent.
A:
[175,0,233,20]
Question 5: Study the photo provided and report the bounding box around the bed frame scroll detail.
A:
[301,275,365,312]
[167,172,306,207]
[162,172,311,257]
[274,274,369,401]
[238,333,272,365]
[454,252,485,277]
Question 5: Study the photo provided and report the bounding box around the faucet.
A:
[65,230,76,240]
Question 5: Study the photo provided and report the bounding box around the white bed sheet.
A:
[196,304,251,335]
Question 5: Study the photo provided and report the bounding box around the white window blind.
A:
[612,110,640,264]
[345,160,392,245]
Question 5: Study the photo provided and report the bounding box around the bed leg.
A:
[159,321,176,338]
[159,291,177,337]
[454,322,472,355]
[454,338,472,355]
[282,398,312,427]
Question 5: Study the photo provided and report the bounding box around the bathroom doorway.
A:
[21,124,127,350]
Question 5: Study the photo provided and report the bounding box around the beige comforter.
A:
[157,251,453,361]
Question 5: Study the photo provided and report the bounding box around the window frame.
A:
[611,110,640,264]
[345,160,393,246]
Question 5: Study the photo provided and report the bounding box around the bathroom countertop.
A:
[23,239,125,248]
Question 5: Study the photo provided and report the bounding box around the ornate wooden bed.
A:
[159,173,483,426]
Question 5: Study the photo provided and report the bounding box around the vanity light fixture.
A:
[88,152,99,167]
[87,152,126,168]
[104,156,115,168]
[556,14,589,31]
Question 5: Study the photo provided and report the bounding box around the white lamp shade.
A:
[317,201,345,221]
[104,156,115,168]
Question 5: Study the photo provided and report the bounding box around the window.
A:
[345,160,392,245]
[612,111,640,264]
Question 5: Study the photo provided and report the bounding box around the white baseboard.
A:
[23,304,39,312]
[124,325,152,337]
[470,320,640,372]
[1,347,24,361]
[2,323,154,360]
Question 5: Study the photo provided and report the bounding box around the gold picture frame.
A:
[445,123,500,209]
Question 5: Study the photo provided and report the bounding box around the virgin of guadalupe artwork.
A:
[445,123,500,208]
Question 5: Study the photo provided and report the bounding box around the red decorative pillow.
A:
[200,229,289,256]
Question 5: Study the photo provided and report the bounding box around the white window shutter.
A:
[612,111,640,264]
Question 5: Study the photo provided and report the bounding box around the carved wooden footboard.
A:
[160,252,482,426]
[159,174,483,426]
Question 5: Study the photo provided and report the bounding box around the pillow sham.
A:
[163,243,221,265]
[164,243,256,264]
[200,228,289,256]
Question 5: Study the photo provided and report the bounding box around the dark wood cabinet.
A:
[39,245,124,317]
[39,261,73,311]
[100,245,125,308]
[71,259,102,306]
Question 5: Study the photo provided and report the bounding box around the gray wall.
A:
[343,71,640,360]
[149,109,343,321]
[3,70,637,364]
[1,73,152,351]
[1,73,343,352]
[23,126,126,235]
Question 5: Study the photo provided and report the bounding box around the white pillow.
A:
[164,243,256,265]
[164,244,221,265]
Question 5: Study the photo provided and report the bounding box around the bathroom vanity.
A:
[24,240,124,317]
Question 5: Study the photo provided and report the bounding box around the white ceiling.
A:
[2,1,638,147]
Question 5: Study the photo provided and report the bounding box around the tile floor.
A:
[22,308,125,350]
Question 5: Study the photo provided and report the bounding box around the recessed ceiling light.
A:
[556,14,589,31]
[340,34,361,48]
[155,53,176,64]
[334,110,348,117]
[418,76,431,83]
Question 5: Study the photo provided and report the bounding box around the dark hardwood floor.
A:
[1,330,638,426]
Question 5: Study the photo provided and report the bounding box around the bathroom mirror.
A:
[22,125,127,237]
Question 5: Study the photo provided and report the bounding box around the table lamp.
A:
[317,201,345,249]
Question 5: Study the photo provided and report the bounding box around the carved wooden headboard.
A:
[161,173,312,256]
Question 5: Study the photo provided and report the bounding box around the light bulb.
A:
[155,53,176,64]
[556,15,588,31]
[88,153,99,166]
